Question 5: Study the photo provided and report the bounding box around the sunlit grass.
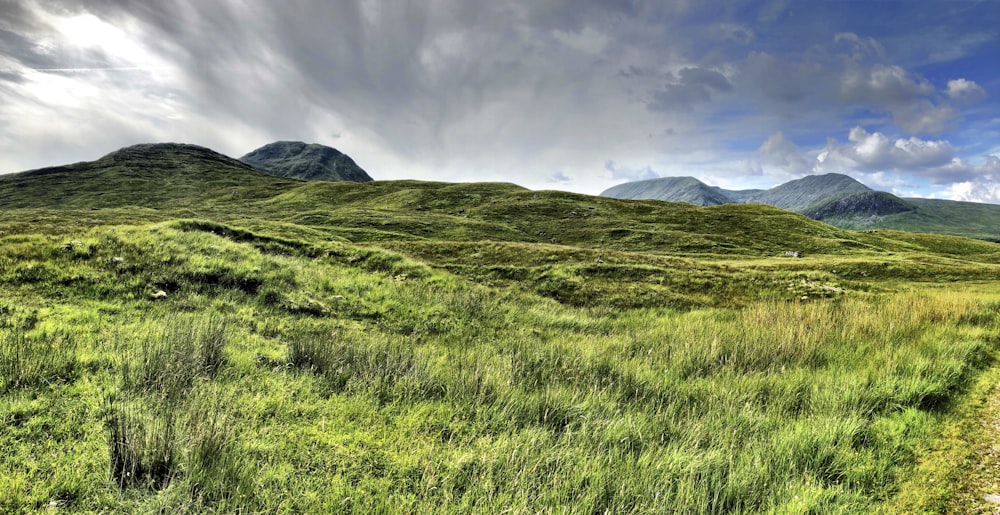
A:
[0,197,998,512]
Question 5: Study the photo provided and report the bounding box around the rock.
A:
[983,493,1000,504]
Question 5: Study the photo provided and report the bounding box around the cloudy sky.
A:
[1,1,998,201]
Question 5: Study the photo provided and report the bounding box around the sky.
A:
[1,0,998,201]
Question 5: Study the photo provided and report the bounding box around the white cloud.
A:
[927,32,995,63]
[743,38,963,136]
[941,174,1000,203]
[757,131,811,175]
[816,127,955,174]
[604,160,659,182]
[946,78,987,104]
[930,155,1000,184]
[648,66,733,111]
[707,23,755,45]
[889,100,956,135]
[548,170,572,183]
[834,32,886,61]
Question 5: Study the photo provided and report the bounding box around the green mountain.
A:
[240,141,373,182]
[602,173,1000,241]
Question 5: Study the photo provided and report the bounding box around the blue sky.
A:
[0,0,998,201]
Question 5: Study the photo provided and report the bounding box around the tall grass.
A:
[261,291,996,512]
[0,325,77,392]
[104,396,177,489]
[3,220,998,512]
[103,315,234,494]
[118,315,230,399]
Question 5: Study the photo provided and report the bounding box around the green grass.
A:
[0,220,996,512]
[2,149,1000,511]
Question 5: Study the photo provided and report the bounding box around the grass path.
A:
[889,351,1000,513]
[950,371,1000,514]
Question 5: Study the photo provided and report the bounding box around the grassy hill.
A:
[0,143,298,211]
[2,145,1000,512]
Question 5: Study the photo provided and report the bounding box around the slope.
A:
[602,172,1000,241]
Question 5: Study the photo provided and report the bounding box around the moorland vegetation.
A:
[1,144,999,512]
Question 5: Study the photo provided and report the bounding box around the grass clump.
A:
[119,315,230,398]
[104,396,178,490]
[0,322,77,392]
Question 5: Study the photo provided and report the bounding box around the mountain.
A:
[742,173,872,212]
[600,176,738,206]
[803,190,915,219]
[240,141,372,182]
[600,173,1000,241]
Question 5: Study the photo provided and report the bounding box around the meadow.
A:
[2,152,1000,512]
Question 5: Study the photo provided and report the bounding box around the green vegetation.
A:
[2,145,1000,512]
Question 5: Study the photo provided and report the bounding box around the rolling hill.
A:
[0,143,298,210]
[602,173,1000,241]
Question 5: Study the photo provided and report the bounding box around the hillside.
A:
[240,141,373,182]
[2,144,1000,512]
[601,173,1000,241]
[0,143,298,210]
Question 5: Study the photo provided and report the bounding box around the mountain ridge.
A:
[601,173,1000,241]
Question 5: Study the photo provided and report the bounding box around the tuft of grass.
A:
[119,315,230,398]
[181,388,255,509]
[0,325,77,392]
[104,395,178,490]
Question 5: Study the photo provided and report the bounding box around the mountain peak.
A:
[746,173,872,212]
[240,141,373,182]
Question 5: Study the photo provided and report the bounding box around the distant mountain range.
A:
[240,141,372,182]
[602,174,1000,242]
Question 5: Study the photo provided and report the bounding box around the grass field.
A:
[2,150,1000,512]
